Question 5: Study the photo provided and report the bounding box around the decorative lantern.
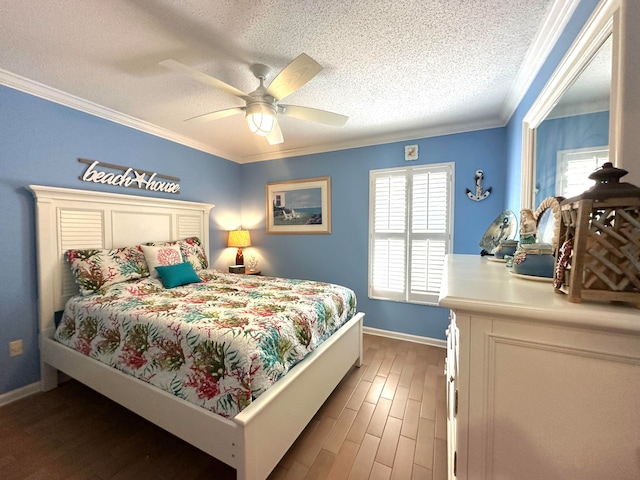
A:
[554,163,640,305]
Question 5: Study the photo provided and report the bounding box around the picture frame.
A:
[404,144,419,161]
[266,177,331,234]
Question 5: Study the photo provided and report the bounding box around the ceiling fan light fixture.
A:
[245,103,276,136]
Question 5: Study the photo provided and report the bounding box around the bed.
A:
[29,185,364,480]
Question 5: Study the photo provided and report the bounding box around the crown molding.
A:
[0,66,505,164]
[499,0,581,124]
[0,68,233,161]
[236,117,506,163]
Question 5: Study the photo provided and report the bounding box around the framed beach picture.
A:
[266,177,331,234]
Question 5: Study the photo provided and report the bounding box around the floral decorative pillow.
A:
[146,237,208,271]
[66,246,149,296]
[140,244,183,278]
[179,237,208,270]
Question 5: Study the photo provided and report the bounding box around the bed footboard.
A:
[40,311,364,480]
[236,311,364,479]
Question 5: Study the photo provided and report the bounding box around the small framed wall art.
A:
[405,144,419,161]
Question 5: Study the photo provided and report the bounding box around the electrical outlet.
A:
[9,339,23,357]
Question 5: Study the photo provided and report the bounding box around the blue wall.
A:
[0,85,241,395]
[240,128,507,340]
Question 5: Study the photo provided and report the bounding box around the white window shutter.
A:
[409,239,446,300]
[374,175,406,232]
[370,172,408,301]
[372,237,405,293]
[369,163,453,305]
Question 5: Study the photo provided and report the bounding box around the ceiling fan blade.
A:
[184,107,244,124]
[267,122,284,145]
[160,59,253,103]
[266,53,323,101]
[279,104,348,127]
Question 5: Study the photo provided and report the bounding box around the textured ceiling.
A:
[0,0,570,163]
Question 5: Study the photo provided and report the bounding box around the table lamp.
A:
[228,229,251,265]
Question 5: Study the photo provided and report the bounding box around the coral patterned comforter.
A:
[55,270,357,418]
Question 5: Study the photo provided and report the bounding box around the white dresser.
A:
[439,254,640,480]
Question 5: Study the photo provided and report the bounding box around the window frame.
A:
[368,162,454,306]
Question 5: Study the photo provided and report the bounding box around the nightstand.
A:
[245,269,261,275]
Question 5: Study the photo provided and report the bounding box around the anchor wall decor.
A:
[466,169,492,201]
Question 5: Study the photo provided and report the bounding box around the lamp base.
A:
[235,249,244,266]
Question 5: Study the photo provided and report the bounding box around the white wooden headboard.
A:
[29,185,214,337]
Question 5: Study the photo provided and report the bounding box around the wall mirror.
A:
[535,35,611,205]
[521,0,621,210]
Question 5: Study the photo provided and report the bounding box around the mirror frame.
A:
[521,0,622,210]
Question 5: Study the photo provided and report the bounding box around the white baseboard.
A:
[0,381,41,407]
[363,326,446,349]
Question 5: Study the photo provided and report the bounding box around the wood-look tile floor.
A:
[0,334,447,480]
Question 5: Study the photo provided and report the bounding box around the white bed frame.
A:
[29,185,364,480]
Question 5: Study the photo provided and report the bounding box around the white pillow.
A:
[141,244,183,278]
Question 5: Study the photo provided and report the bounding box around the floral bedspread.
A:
[55,270,357,418]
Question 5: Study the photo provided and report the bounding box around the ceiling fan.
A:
[159,53,348,145]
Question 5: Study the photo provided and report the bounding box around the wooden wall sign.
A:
[79,158,180,194]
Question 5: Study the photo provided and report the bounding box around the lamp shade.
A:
[228,229,251,248]
[245,103,276,136]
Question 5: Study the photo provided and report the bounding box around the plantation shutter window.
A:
[369,163,453,305]
[556,147,609,198]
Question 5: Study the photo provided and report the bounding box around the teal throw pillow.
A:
[155,262,201,289]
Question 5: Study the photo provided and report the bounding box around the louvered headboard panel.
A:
[30,185,214,337]
[59,209,105,298]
